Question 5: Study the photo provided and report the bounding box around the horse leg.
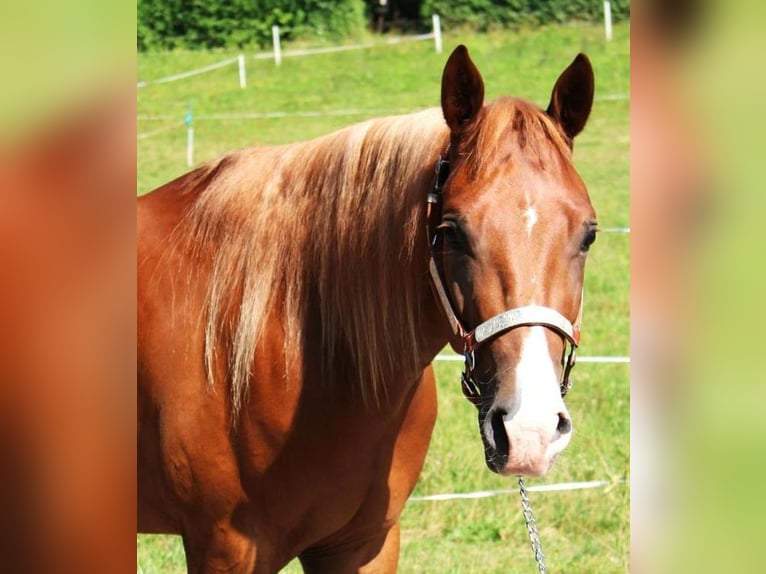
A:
[299,523,400,574]
[182,520,258,574]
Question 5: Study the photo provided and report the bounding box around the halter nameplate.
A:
[474,305,577,346]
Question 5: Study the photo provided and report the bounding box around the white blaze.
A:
[513,326,560,414]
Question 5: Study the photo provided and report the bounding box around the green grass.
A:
[138,21,629,573]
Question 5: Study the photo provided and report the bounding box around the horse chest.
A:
[230,443,389,559]
[236,388,427,547]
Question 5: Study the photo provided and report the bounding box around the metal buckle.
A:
[461,371,481,401]
[434,156,449,190]
[461,344,482,403]
[560,342,577,397]
[464,346,475,372]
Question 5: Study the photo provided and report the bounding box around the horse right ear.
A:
[546,53,595,141]
[441,45,485,134]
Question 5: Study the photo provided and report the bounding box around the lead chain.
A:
[518,476,547,573]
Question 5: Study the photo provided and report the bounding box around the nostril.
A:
[556,412,572,435]
[490,409,509,455]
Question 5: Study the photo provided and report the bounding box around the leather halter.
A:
[426,155,581,405]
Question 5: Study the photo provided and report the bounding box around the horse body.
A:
[138,46,596,573]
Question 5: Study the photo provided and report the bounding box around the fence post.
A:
[238,54,246,88]
[603,1,613,41]
[272,25,282,66]
[432,14,442,53]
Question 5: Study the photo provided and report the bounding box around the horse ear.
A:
[441,45,485,134]
[546,53,595,141]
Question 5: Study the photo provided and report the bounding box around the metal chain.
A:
[518,476,547,573]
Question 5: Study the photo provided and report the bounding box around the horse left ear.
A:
[546,53,595,142]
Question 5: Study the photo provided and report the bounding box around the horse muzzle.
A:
[480,402,573,476]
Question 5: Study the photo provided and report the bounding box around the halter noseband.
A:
[426,155,581,404]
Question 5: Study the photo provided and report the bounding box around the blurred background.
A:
[632,1,766,573]
[0,1,135,573]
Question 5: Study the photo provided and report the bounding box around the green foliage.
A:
[138,0,629,51]
[138,0,366,51]
[421,0,630,31]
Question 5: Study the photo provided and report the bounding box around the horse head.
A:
[433,46,596,476]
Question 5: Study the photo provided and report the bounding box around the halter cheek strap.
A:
[426,155,582,403]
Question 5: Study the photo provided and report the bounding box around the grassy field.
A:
[138,22,629,573]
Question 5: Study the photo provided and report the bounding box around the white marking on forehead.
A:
[523,206,538,236]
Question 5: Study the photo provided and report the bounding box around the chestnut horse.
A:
[138,46,596,573]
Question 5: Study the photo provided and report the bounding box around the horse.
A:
[138,45,596,573]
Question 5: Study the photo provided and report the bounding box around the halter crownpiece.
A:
[426,155,582,403]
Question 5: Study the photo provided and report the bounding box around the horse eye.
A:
[441,220,468,252]
[581,226,597,252]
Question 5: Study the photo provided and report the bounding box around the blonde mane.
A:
[181,108,449,419]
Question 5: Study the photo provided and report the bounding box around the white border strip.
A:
[598,92,629,101]
[137,122,183,140]
[409,479,627,501]
[138,56,239,88]
[577,356,630,363]
[435,354,629,364]
[137,109,392,122]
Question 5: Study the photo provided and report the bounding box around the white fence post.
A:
[432,14,442,53]
[603,1,613,42]
[238,54,246,88]
[272,25,282,66]
[186,126,194,167]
